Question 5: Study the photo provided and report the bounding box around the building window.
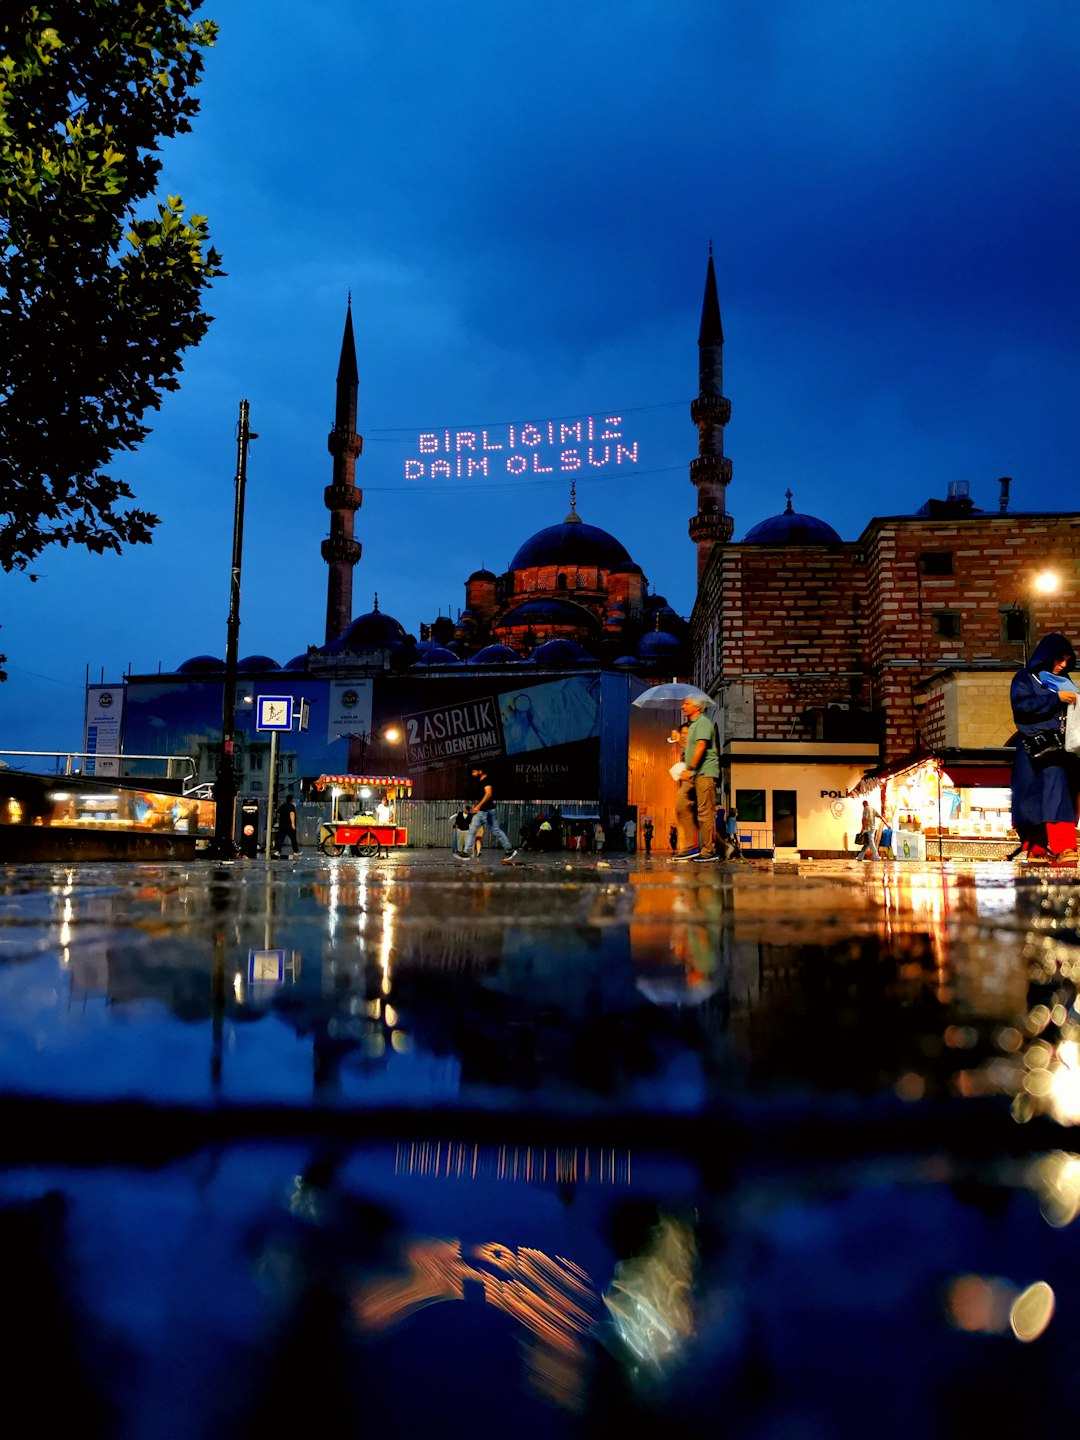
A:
[735,789,765,823]
[920,551,954,576]
[932,610,962,640]
[556,572,568,590]
[251,751,263,770]
[1001,606,1027,644]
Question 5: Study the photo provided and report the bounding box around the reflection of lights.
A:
[233,971,244,1001]
[1010,1281,1055,1341]
[47,792,72,802]
[390,1029,411,1053]
[603,1214,697,1381]
[945,1274,1015,1333]
[380,901,395,994]
[354,1236,597,1411]
[1027,1152,1080,1227]
[384,1003,398,1027]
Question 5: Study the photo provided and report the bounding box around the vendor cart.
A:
[312,774,413,857]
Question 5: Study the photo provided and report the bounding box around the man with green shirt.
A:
[674,694,719,862]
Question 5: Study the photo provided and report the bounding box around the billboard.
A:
[84,685,125,775]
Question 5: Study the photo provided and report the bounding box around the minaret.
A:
[688,248,734,581]
[321,299,363,643]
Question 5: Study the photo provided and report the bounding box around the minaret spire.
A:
[322,298,364,643]
[688,250,733,581]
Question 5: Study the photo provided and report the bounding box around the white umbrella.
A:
[632,682,716,710]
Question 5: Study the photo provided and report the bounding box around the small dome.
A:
[498,597,600,630]
[469,643,522,665]
[636,629,684,658]
[609,561,644,576]
[743,493,842,545]
[532,638,595,667]
[468,568,497,582]
[323,601,409,655]
[237,654,280,672]
[509,508,632,570]
[177,655,224,674]
[411,645,463,666]
[283,654,308,671]
[613,654,639,669]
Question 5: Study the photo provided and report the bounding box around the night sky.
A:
[2,0,1078,757]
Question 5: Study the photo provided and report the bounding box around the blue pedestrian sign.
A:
[248,948,286,984]
[256,695,292,731]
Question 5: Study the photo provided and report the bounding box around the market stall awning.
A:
[849,747,1014,796]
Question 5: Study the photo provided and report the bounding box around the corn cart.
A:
[313,774,413,857]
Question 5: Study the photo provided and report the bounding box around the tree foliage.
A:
[0,1,223,576]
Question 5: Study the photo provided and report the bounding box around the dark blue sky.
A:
[3,0,1078,754]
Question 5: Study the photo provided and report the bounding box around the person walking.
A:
[276,793,299,856]
[675,695,720,862]
[1011,632,1080,863]
[642,818,654,857]
[622,816,636,852]
[724,808,742,860]
[856,798,880,860]
[669,823,678,854]
[594,821,606,852]
[455,766,517,864]
[450,806,471,855]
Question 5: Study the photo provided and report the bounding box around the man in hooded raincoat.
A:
[1010,632,1079,862]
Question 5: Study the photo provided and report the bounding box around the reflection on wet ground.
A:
[3,853,1080,1434]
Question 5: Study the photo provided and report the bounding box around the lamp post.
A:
[1015,570,1060,663]
[211,399,257,857]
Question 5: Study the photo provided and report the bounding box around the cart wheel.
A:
[319,837,346,857]
[354,832,381,858]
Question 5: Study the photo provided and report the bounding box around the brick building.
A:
[688,259,1080,855]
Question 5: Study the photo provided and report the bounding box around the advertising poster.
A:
[84,685,125,776]
[327,679,374,743]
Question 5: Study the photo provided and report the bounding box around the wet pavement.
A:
[3,851,1080,1435]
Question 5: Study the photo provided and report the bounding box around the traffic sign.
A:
[256,695,292,731]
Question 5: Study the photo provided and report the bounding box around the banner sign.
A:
[402,696,504,767]
[328,679,374,743]
[403,415,639,481]
[84,685,124,776]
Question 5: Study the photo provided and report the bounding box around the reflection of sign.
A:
[248,949,286,984]
[402,698,503,767]
[256,695,292,731]
[84,684,125,776]
[403,414,639,481]
[328,678,373,742]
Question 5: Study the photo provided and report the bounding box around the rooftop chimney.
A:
[998,475,1012,513]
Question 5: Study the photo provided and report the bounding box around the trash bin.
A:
[239,799,260,859]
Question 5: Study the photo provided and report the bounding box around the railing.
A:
[0,751,197,785]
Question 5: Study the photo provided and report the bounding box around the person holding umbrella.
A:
[675,694,720,862]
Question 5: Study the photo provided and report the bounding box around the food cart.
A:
[313,774,413,857]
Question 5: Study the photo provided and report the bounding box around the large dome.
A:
[509,507,632,570]
[322,602,409,655]
[743,494,842,545]
[498,596,600,631]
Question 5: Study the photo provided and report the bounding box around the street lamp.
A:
[1015,570,1061,663]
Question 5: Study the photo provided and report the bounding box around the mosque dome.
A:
[237,655,280,672]
[532,638,595,667]
[498,596,600,631]
[743,493,842,545]
[322,599,409,655]
[283,654,308,670]
[411,645,463,666]
[469,643,522,665]
[509,505,632,570]
[177,655,224,674]
[613,655,639,669]
[636,629,684,659]
[468,567,497,582]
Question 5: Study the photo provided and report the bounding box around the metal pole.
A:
[265,728,279,862]
[212,399,256,857]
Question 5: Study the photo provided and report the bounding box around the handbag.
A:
[854,830,868,845]
[1021,729,1065,768]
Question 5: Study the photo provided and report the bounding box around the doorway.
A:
[772,790,797,847]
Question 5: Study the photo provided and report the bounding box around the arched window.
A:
[556,572,568,590]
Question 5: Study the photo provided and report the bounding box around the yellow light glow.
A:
[384,727,401,742]
[1034,571,1060,596]
[1010,1281,1055,1341]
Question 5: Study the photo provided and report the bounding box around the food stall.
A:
[313,774,413,857]
[852,749,1016,860]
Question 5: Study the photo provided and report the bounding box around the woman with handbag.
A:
[1011,632,1079,863]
